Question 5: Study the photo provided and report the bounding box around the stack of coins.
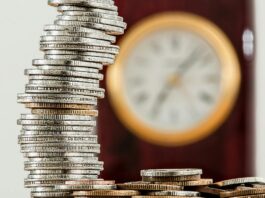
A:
[17,0,126,197]
[118,169,213,198]
[55,179,140,198]
[196,177,265,197]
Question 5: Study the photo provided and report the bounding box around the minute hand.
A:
[176,48,201,76]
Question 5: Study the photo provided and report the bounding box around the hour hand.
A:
[151,86,171,118]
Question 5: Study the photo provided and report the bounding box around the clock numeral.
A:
[134,92,148,105]
[171,36,180,50]
[150,42,162,54]
[205,74,219,83]
[199,91,214,104]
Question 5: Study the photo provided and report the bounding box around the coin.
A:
[57,15,127,28]
[24,152,96,158]
[142,175,201,182]
[55,184,117,191]
[117,181,183,191]
[195,186,226,196]
[63,11,123,21]
[25,69,104,79]
[31,191,70,197]
[20,114,95,121]
[18,119,97,126]
[18,135,98,144]
[220,188,265,198]
[54,20,124,35]
[18,94,98,105]
[148,191,200,196]
[31,109,98,116]
[32,59,103,69]
[154,179,213,186]
[141,169,203,177]
[213,177,265,187]
[43,30,116,43]
[58,6,118,16]
[40,42,119,54]
[65,180,115,185]
[73,190,140,196]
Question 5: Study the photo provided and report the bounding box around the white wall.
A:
[255,0,265,178]
[0,1,56,195]
[0,0,263,197]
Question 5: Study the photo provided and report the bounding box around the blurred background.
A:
[0,0,264,197]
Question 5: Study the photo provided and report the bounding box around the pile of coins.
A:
[197,177,265,198]
[17,0,126,197]
[117,169,211,198]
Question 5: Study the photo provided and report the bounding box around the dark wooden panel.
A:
[98,0,254,182]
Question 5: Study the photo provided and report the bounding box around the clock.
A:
[107,12,241,146]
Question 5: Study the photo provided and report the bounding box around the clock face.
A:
[107,13,240,146]
[124,29,222,132]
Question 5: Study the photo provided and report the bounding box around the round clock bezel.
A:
[107,12,241,146]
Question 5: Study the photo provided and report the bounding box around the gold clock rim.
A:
[107,12,241,146]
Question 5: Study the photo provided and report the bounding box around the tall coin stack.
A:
[17,0,126,197]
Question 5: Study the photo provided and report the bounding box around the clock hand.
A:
[175,47,202,77]
[151,47,202,118]
[151,83,172,118]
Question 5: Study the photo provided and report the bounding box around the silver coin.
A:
[21,144,100,152]
[62,11,123,21]
[44,54,114,64]
[24,152,97,158]
[48,0,117,11]
[20,130,95,136]
[24,162,103,171]
[17,93,97,105]
[18,135,98,144]
[31,186,58,192]
[57,15,127,28]
[25,69,104,80]
[49,0,115,6]
[213,177,265,187]
[21,125,95,131]
[40,35,111,45]
[141,169,203,177]
[32,59,103,69]
[28,75,99,84]
[54,20,124,35]
[28,174,99,180]
[18,119,96,126]
[25,85,105,98]
[36,65,100,73]
[30,170,64,175]
[44,50,115,59]
[67,169,100,174]
[24,179,65,187]
[31,191,70,197]
[43,25,116,42]
[43,49,79,55]
[28,80,100,89]
[148,191,200,197]
[27,156,99,162]
[55,184,116,191]
[20,114,95,121]
[44,24,106,34]
[58,6,118,16]
[40,42,119,54]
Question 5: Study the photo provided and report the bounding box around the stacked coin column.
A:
[17,0,126,197]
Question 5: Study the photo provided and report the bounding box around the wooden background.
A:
[98,0,255,182]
